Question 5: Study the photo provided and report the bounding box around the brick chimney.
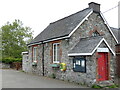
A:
[89,2,100,13]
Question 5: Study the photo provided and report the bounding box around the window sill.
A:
[53,61,60,64]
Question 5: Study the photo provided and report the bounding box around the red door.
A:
[98,52,108,81]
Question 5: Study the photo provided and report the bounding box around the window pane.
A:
[53,44,56,62]
[76,60,80,65]
[53,43,60,63]
[57,44,60,62]
[73,58,86,73]
[81,60,85,67]
[34,47,37,61]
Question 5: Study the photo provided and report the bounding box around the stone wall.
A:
[68,12,116,83]
[26,12,117,86]
[22,53,29,72]
[71,13,116,53]
[0,63,10,69]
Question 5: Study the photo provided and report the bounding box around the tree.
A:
[2,19,33,58]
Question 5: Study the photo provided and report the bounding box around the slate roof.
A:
[69,36,103,54]
[29,8,92,45]
[110,27,119,41]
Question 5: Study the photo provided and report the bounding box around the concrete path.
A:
[2,69,88,88]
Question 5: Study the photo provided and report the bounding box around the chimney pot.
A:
[89,2,100,13]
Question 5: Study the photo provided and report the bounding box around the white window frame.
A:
[33,47,37,62]
[53,43,60,63]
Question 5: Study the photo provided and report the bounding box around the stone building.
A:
[23,2,119,86]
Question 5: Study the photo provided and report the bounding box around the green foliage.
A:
[92,84,119,89]
[92,84,103,89]
[50,73,56,79]
[1,57,22,64]
[105,84,119,88]
[1,19,33,58]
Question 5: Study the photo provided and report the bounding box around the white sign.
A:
[97,48,109,52]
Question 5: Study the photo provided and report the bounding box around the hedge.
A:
[1,57,22,64]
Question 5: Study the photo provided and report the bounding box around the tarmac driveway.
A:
[2,69,87,88]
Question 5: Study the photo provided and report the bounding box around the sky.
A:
[0,0,120,37]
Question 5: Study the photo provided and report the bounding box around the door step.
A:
[96,80,114,87]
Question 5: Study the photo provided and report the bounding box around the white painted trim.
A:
[27,42,42,47]
[28,36,69,46]
[68,53,92,56]
[33,47,37,61]
[34,47,37,49]
[68,38,115,56]
[68,10,93,37]
[91,38,104,55]
[97,48,109,52]
[28,36,69,47]
[53,61,60,64]
[43,36,69,43]
[53,43,55,63]
[53,43,60,63]
[28,10,93,46]
[28,10,118,47]
[102,38,115,56]
[100,12,118,43]
[21,52,28,55]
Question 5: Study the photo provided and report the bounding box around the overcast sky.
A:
[0,0,119,37]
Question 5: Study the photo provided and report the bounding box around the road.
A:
[2,69,87,88]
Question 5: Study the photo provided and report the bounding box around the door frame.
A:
[96,48,110,82]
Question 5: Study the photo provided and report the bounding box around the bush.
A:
[92,84,103,89]
[106,84,119,88]
[1,57,22,64]
[50,73,56,79]
[92,84,119,89]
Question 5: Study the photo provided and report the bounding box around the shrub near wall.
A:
[1,57,22,69]
[1,57,22,64]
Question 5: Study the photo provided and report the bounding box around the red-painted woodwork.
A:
[98,52,108,81]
